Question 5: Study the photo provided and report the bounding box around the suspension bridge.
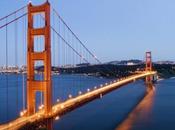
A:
[0,1,157,130]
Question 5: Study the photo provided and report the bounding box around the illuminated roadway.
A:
[0,71,157,130]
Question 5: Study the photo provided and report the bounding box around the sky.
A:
[0,0,175,62]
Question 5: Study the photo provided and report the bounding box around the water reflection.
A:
[116,83,155,130]
[45,118,53,130]
[37,118,53,130]
[19,118,53,130]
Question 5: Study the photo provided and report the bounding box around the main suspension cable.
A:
[0,5,27,22]
[0,13,27,30]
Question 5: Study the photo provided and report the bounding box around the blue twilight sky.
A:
[0,0,175,62]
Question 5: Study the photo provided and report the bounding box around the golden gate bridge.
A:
[0,1,157,130]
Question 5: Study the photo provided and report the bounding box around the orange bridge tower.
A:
[145,51,152,83]
[27,1,52,116]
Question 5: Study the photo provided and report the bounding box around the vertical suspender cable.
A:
[63,23,65,100]
[15,12,19,113]
[58,14,62,101]
[57,12,60,101]
[22,14,27,111]
[72,34,75,95]
[5,17,9,122]
[80,44,83,90]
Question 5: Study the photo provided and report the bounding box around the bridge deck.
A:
[0,71,156,130]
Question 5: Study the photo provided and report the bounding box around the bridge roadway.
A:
[0,71,156,130]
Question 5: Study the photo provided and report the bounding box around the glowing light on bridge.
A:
[55,116,60,120]
[61,105,65,109]
[38,105,44,110]
[79,91,82,95]
[87,88,90,92]
[20,110,27,117]
[68,94,72,98]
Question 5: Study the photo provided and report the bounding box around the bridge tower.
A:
[27,1,52,116]
[145,51,152,83]
[146,51,152,71]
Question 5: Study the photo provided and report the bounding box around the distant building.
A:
[127,62,135,66]
[108,60,143,66]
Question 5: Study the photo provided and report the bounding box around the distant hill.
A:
[35,60,175,78]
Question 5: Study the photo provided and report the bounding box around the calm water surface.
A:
[0,74,113,123]
[1,74,175,130]
[53,78,175,130]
